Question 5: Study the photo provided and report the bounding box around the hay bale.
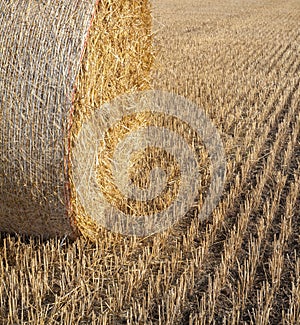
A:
[0,0,153,238]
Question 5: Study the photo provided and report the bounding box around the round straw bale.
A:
[0,0,153,239]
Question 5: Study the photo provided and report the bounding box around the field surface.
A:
[1,0,299,324]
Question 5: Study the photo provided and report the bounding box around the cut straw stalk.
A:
[0,0,153,239]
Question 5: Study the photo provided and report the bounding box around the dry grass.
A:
[0,0,299,323]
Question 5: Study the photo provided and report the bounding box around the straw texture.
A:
[0,0,153,238]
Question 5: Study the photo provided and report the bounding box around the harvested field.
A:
[0,0,299,323]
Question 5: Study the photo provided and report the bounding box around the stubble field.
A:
[0,0,299,324]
